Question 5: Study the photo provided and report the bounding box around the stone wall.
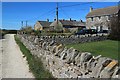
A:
[33,34,108,44]
[17,34,119,78]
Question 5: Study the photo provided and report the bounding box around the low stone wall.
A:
[25,33,108,44]
[18,34,119,78]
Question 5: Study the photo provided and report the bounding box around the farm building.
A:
[34,19,52,31]
[50,19,86,33]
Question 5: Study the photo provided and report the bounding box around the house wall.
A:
[68,27,78,33]
[43,27,50,31]
[34,22,43,31]
[50,21,85,33]
[63,26,79,33]
[86,15,110,32]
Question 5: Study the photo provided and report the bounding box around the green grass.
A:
[66,40,119,60]
[14,35,54,80]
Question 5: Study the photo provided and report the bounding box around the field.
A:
[66,40,119,60]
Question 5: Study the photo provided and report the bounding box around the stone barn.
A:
[50,19,86,33]
[34,19,52,31]
[86,6,118,32]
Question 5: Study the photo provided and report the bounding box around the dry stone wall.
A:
[36,34,108,44]
[17,34,119,78]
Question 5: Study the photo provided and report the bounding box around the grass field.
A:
[66,40,119,60]
[14,35,53,79]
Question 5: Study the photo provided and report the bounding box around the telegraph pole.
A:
[56,2,58,24]
[20,21,24,34]
[21,21,23,27]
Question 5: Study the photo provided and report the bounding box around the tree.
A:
[34,30,41,36]
[20,26,33,34]
[109,14,119,41]
[54,24,63,33]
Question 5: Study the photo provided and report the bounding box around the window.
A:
[98,16,101,19]
[100,26,103,32]
[96,26,98,31]
[108,16,111,20]
[91,17,93,21]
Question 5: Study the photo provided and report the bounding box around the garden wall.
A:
[17,34,119,78]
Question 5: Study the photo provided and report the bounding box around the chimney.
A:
[80,19,83,22]
[70,18,72,21]
[90,6,93,12]
[63,19,65,21]
[47,19,49,22]
[54,19,56,21]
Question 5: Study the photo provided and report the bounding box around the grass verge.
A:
[14,35,53,80]
[66,40,119,60]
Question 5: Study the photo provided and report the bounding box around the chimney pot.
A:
[54,19,56,21]
[80,19,83,22]
[47,19,49,22]
[90,6,93,12]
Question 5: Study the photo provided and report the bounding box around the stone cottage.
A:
[50,19,86,33]
[34,19,52,31]
[86,6,118,32]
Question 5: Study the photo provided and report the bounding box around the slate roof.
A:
[59,20,86,27]
[86,6,118,18]
[38,21,52,27]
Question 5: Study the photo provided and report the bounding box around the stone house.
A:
[86,6,118,32]
[34,19,52,31]
[50,19,86,33]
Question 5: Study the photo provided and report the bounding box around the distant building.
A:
[50,19,86,33]
[34,19,52,31]
[86,6,118,32]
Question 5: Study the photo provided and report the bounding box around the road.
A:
[1,34,34,78]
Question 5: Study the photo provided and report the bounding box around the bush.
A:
[34,30,41,36]
[20,26,33,34]
[109,14,120,41]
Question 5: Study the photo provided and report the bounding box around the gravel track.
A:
[1,34,34,78]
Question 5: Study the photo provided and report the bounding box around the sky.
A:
[1,2,119,30]
[1,0,120,2]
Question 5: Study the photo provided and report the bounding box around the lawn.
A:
[66,40,119,60]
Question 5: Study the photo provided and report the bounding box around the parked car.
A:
[85,29,98,34]
[75,29,86,35]
[98,30,108,33]
[75,29,97,35]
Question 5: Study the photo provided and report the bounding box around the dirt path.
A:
[0,39,3,79]
[2,34,34,78]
